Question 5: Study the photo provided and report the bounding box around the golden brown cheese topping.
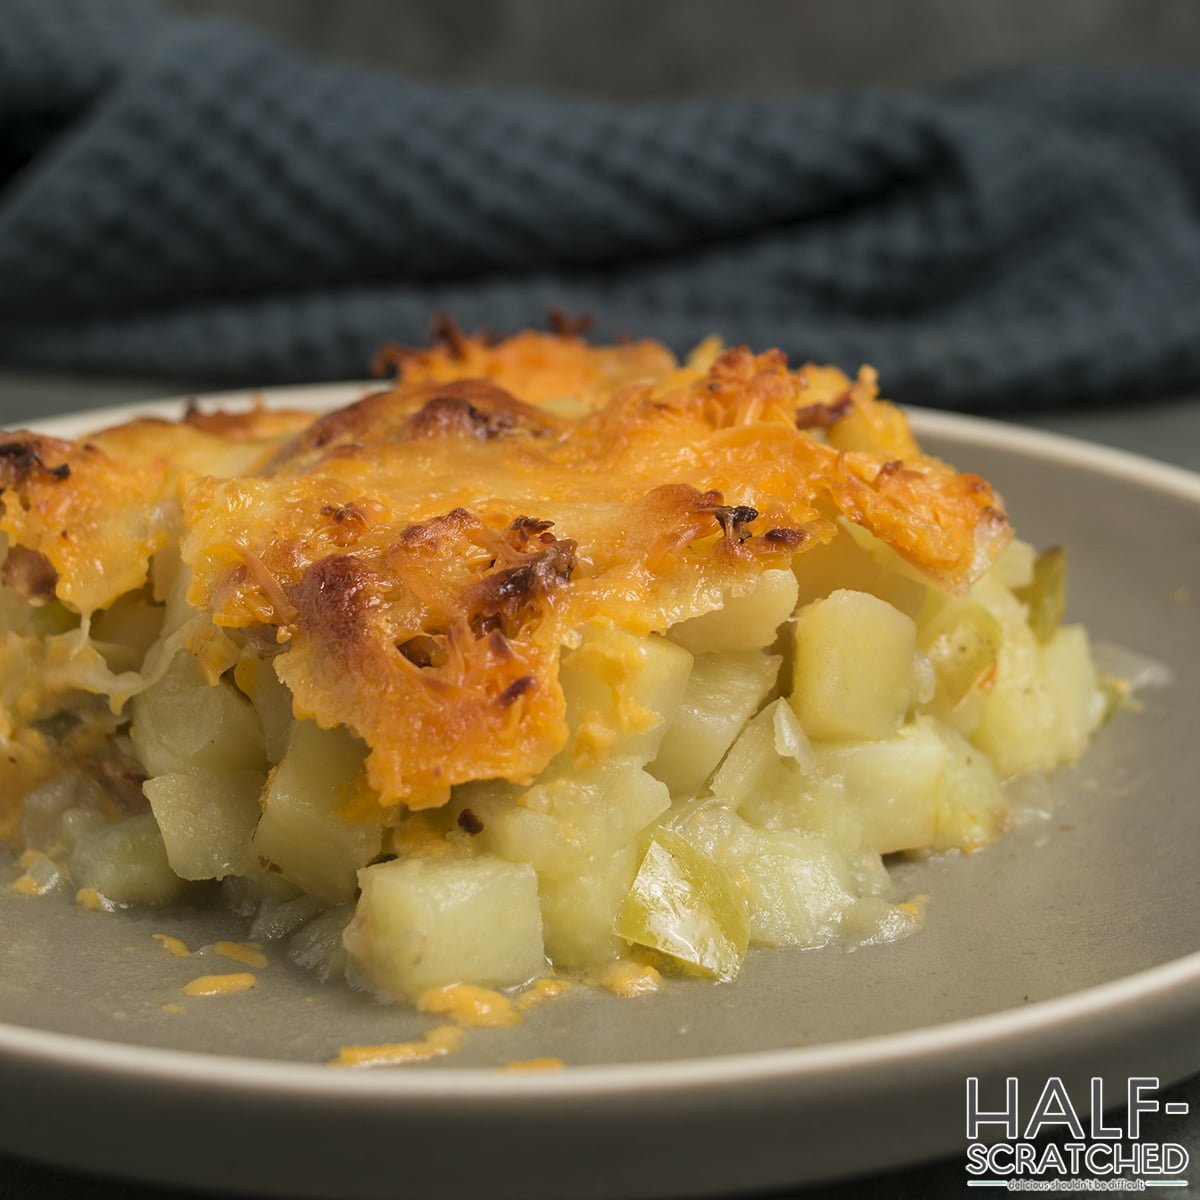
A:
[0,333,1008,811]
[0,408,314,614]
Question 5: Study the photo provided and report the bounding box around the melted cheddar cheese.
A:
[0,333,1008,811]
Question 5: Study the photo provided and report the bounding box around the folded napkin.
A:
[2,0,1200,410]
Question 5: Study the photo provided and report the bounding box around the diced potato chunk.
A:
[144,769,265,880]
[131,653,266,777]
[345,855,545,998]
[557,625,693,766]
[155,553,204,639]
[990,538,1036,590]
[933,723,1007,851]
[740,714,1005,856]
[651,650,781,796]
[251,722,383,904]
[613,829,749,981]
[679,806,857,948]
[69,812,188,906]
[969,625,1054,776]
[758,769,895,862]
[453,758,669,876]
[793,523,925,616]
[669,569,799,654]
[539,844,639,969]
[813,720,946,855]
[919,600,1003,713]
[1041,624,1106,761]
[971,622,1104,777]
[790,590,916,740]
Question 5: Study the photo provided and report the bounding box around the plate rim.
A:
[2,946,1200,1099]
[3,384,1199,1100]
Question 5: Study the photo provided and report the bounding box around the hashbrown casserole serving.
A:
[0,328,1107,1001]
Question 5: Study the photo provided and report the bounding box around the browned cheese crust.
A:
[0,332,1009,809]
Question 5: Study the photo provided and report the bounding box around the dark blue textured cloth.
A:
[2,0,1200,410]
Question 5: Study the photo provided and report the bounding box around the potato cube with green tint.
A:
[651,650,781,796]
[130,652,265,777]
[557,625,693,765]
[539,844,640,969]
[813,720,947,855]
[452,758,669,875]
[344,855,545,998]
[932,722,1007,851]
[669,569,798,654]
[69,812,188,907]
[251,721,382,904]
[144,768,266,880]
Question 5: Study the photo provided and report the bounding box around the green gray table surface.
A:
[2,371,1199,1199]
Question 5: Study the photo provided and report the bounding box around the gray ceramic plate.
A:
[1,389,1198,1199]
